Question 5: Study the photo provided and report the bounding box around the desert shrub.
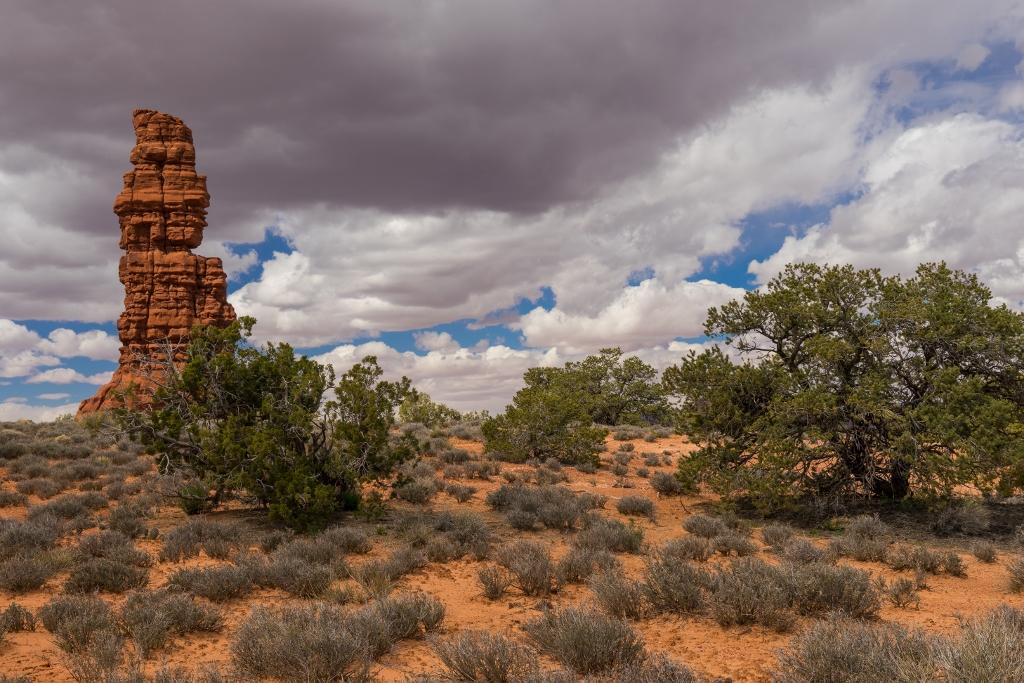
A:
[352,546,427,596]
[666,263,1024,505]
[886,545,943,574]
[932,605,1024,682]
[931,503,991,536]
[320,525,373,554]
[434,511,493,559]
[616,495,655,520]
[574,516,643,554]
[0,555,56,592]
[463,460,501,480]
[643,453,662,467]
[395,476,440,504]
[426,537,461,563]
[252,555,334,598]
[348,592,444,657]
[0,518,59,559]
[770,616,935,683]
[642,555,710,614]
[880,576,921,609]
[557,546,621,584]
[709,558,796,631]
[1009,557,1024,592]
[604,654,698,683]
[614,426,644,441]
[124,318,417,529]
[65,557,148,594]
[272,535,349,573]
[972,541,998,563]
[762,523,796,550]
[166,564,253,601]
[6,454,49,479]
[0,490,27,508]
[830,533,889,563]
[121,590,222,657]
[787,562,881,619]
[713,532,758,557]
[159,518,245,562]
[779,538,831,565]
[433,630,538,682]
[231,603,371,681]
[682,514,728,539]
[0,603,36,633]
[439,448,472,465]
[589,570,647,619]
[661,536,714,563]
[613,451,633,466]
[611,463,629,477]
[28,491,107,521]
[487,484,603,532]
[445,483,476,503]
[15,477,62,499]
[39,594,117,654]
[106,503,150,538]
[942,552,967,578]
[77,530,151,566]
[478,566,512,600]
[636,467,649,478]
[496,541,554,596]
[524,606,645,675]
[535,467,568,485]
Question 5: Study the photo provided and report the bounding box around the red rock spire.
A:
[78,110,236,415]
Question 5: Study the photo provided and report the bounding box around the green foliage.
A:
[665,263,1024,505]
[564,348,669,425]
[123,317,415,529]
[398,390,461,427]
[483,366,608,465]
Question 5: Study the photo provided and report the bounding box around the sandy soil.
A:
[1,433,1023,682]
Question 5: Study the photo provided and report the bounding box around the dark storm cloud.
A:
[0,0,1005,240]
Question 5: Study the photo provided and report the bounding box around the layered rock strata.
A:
[78,109,236,414]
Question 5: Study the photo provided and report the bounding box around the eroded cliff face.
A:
[78,110,236,415]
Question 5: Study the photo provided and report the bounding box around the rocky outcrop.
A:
[78,109,236,415]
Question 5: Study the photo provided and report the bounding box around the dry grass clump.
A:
[166,564,253,602]
[65,557,149,594]
[556,545,621,584]
[0,490,28,508]
[761,523,796,550]
[478,565,513,600]
[661,536,714,563]
[1009,557,1024,593]
[432,510,494,559]
[972,540,998,563]
[233,593,445,679]
[496,540,555,597]
[352,545,427,597]
[122,589,223,657]
[616,495,656,520]
[77,530,151,566]
[0,555,57,592]
[231,602,371,681]
[642,553,711,614]
[524,605,645,675]
[573,515,644,554]
[38,594,118,654]
[878,576,921,609]
[682,514,729,539]
[432,630,538,682]
[772,606,1024,683]
[159,518,247,562]
[486,483,604,532]
[713,532,758,557]
[588,570,647,619]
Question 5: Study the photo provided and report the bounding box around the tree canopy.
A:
[122,317,416,529]
[665,262,1024,505]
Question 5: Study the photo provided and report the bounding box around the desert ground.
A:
[1,420,1023,682]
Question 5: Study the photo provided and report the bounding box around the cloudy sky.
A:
[4,0,1024,420]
